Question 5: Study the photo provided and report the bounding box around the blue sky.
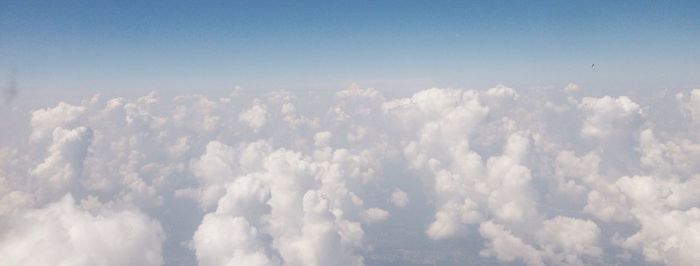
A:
[1,1,699,93]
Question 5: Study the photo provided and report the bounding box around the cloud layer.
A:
[1,85,700,265]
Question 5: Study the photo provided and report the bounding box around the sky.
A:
[3,2,700,266]
[2,1,699,94]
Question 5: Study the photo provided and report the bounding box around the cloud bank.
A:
[1,85,700,265]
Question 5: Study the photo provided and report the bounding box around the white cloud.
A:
[389,188,409,208]
[578,96,641,139]
[537,217,602,265]
[193,214,278,266]
[362,207,389,223]
[30,102,86,142]
[427,198,481,240]
[685,89,700,122]
[619,208,700,266]
[564,82,579,93]
[216,174,271,218]
[0,194,164,266]
[3,85,700,265]
[484,84,518,98]
[313,131,332,147]
[239,100,268,131]
[31,126,93,200]
[479,220,544,266]
[190,141,241,208]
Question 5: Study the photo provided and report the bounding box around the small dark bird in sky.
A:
[591,64,595,69]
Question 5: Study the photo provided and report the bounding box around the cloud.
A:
[0,194,164,266]
[479,220,544,266]
[619,208,700,265]
[2,85,700,265]
[362,208,389,223]
[31,126,93,200]
[30,102,86,142]
[193,214,278,266]
[537,216,602,265]
[564,82,579,93]
[578,96,641,139]
[683,89,700,122]
[239,100,268,132]
[389,188,409,208]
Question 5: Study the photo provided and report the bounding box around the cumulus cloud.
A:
[578,95,641,139]
[2,85,700,265]
[564,82,579,93]
[389,188,409,208]
[0,195,164,266]
[479,220,543,266]
[30,102,86,142]
[362,208,389,223]
[193,214,278,266]
[31,127,93,200]
[683,89,700,122]
[239,100,268,131]
[537,217,602,265]
[619,208,700,265]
